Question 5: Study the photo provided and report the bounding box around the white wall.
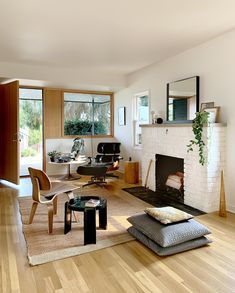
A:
[114,29,235,212]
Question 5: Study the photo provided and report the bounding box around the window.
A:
[19,88,43,175]
[168,98,173,121]
[133,91,150,146]
[63,92,112,136]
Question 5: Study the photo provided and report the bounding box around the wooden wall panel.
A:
[44,89,62,138]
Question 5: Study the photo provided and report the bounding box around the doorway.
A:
[19,88,43,176]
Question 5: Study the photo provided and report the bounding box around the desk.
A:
[48,159,88,180]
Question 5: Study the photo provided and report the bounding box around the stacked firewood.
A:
[165,172,184,190]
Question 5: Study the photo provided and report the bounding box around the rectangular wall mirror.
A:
[167,76,199,122]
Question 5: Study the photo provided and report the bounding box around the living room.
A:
[1,1,235,292]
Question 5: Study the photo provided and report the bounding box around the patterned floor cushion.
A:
[127,212,211,247]
[128,226,212,256]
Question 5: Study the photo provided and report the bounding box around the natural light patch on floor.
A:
[104,222,118,232]
[111,216,130,229]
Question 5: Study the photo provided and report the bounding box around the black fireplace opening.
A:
[155,154,184,202]
[122,154,205,215]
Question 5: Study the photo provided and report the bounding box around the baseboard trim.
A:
[227,204,235,213]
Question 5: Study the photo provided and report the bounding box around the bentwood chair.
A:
[28,167,78,233]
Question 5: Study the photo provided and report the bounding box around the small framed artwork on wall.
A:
[118,107,126,126]
[204,106,220,123]
[200,102,214,111]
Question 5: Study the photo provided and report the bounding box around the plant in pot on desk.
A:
[48,150,61,162]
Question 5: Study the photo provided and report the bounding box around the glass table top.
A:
[68,196,106,210]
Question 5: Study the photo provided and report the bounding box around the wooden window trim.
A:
[20,86,114,139]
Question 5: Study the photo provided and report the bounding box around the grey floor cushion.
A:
[128,226,212,256]
[127,212,211,247]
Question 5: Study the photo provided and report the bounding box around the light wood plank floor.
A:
[0,177,235,293]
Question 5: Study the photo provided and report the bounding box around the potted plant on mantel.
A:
[187,111,209,166]
[48,150,61,162]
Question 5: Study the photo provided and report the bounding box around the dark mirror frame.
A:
[166,76,200,123]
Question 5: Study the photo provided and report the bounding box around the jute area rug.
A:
[18,186,149,266]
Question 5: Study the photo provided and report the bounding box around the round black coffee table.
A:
[64,196,107,245]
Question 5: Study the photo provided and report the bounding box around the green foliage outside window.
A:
[20,100,42,130]
[139,96,148,107]
[64,119,107,136]
[21,148,37,157]
[20,100,42,147]
[64,92,111,136]
[29,128,42,146]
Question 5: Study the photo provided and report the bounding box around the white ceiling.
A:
[0,0,235,84]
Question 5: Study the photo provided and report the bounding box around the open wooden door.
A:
[0,81,20,184]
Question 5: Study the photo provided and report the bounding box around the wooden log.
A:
[144,159,153,189]
[219,170,227,217]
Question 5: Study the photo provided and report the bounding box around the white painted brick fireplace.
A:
[141,123,226,212]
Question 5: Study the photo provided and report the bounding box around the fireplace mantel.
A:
[141,124,226,212]
[140,122,227,128]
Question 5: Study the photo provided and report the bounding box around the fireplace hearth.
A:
[122,186,205,216]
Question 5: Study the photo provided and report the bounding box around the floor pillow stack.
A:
[127,206,212,256]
